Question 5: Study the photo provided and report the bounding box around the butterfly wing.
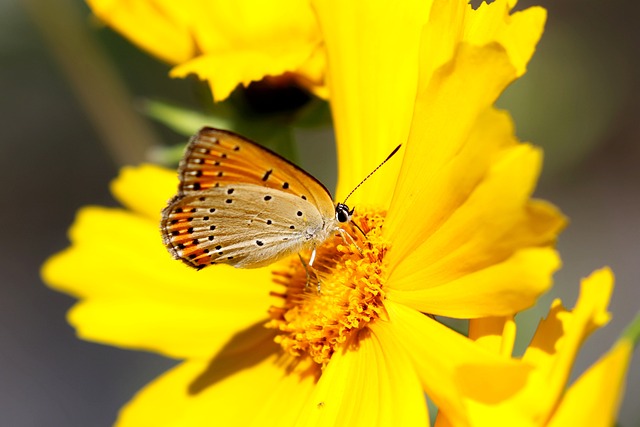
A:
[176,127,335,219]
[161,127,339,270]
[161,183,331,269]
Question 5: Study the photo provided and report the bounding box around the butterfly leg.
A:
[298,253,314,291]
[309,247,325,293]
[309,246,317,267]
[350,220,367,238]
[299,249,323,292]
[336,227,363,256]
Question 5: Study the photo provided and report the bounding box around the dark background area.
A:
[0,0,638,425]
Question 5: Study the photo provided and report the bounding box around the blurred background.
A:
[1,0,638,425]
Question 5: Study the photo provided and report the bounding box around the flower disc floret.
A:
[267,209,389,366]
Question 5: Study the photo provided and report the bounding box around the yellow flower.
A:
[445,268,637,427]
[86,0,325,101]
[44,0,565,424]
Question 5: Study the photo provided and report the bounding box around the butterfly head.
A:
[336,143,402,228]
[335,203,354,223]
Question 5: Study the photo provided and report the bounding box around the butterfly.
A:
[161,127,355,270]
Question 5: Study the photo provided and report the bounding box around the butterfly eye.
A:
[335,203,352,223]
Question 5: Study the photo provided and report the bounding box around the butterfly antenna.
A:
[343,144,402,204]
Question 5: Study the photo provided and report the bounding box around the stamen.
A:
[267,208,389,366]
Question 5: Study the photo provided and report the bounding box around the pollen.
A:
[266,208,389,367]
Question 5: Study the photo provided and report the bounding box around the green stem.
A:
[622,311,640,347]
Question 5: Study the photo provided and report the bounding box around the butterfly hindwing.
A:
[161,184,328,269]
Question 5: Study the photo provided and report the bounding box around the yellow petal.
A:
[293,44,328,99]
[500,268,614,423]
[385,103,564,316]
[88,0,323,102]
[187,0,319,56]
[388,248,560,319]
[464,0,546,76]
[117,360,205,427]
[87,0,195,64]
[313,0,431,208]
[447,269,622,426]
[523,268,613,370]
[170,0,321,101]
[171,47,316,102]
[419,0,545,84]
[434,414,454,427]
[381,6,563,317]
[385,43,518,263]
[117,342,318,426]
[416,0,467,87]
[42,206,274,359]
[374,300,534,427]
[388,142,564,288]
[548,339,633,427]
[110,164,177,221]
[296,328,429,426]
[67,300,271,360]
[468,316,516,358]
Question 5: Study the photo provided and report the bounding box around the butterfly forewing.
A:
[178,128,335,219]
[162,184,329,269]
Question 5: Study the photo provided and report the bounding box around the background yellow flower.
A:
[441,268,638,427]
[86,0,326,101]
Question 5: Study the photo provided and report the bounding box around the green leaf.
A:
[140,99,233,136]
[147,143,188,166]
[622,312,640,348]
[294,98,331,128]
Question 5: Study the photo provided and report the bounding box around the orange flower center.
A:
[266,208,389,366]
